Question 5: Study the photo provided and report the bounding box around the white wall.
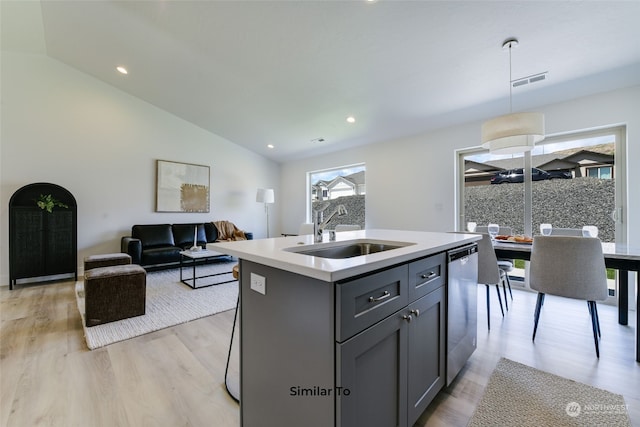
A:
[0,52,280,285]
[279,86,640,246]
[3,49,638,286]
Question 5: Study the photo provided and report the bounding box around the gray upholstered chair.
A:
[529,235,608,357]
[84,253,131,272]
[549,227,583,236]
[477,225,514,308]
[298,223,314,235]
[475,233,507,330]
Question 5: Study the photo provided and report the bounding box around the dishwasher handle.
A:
[448,244,478,263]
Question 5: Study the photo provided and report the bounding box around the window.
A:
[587,166,612,179]
[307,164,366,229]
[457,126,626,300]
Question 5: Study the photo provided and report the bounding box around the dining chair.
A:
[298,223,314,235]
[529,236,608,357]
[334,224,361,232]
[473,232,507,330]
[476,225,514,309]
[549,227,583,236]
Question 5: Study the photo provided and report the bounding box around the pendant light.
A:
[481,38,545,154]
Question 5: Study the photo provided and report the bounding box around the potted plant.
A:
[36,194,68,213]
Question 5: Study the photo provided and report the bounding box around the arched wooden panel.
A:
[9,183,77,289]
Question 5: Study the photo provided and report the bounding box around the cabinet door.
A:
[45,211,75,274]
[337,312,408,427]
[10,208,45,279]
[407,286,446,426]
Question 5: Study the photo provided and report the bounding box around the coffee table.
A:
[179,249,235,289]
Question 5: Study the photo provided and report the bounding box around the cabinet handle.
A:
[368,290,391,303]
[410,309,420,317]
[421,271,436,280]
[402,314,412,323]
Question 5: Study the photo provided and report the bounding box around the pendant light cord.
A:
[508,42,513,113]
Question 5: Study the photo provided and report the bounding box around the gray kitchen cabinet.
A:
[337,305,408,427]
[240,261,335,427]
[407,286,446,425]
[337,284,445,427]
[335,264,412,426]
[336,264,409,342]
[240,250,454,427]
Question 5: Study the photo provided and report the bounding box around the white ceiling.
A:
[4,1,640,162]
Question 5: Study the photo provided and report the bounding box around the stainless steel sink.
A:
[285,240,414,259]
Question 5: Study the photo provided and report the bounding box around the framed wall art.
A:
[156,160,210,212]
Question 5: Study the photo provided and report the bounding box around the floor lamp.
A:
[256,188,274,238]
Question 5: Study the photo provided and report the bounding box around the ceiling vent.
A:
[512,71,548,88]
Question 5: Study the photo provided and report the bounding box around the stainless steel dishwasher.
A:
[447,243,478,385]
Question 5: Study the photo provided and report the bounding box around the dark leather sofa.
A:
[121,223,252,269]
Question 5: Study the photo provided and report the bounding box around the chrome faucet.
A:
[313,203,347,243]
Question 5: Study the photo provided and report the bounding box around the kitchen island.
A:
[209,229,480,427]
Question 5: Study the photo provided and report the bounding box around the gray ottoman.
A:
[84,264,146,327]
[84,253,132,272]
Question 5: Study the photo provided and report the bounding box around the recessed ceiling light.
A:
[116,66,128,75]
[346,116,356,124]
[267,144,274,149]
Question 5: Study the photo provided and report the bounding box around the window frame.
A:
[306,163,366,225]
[455,125,627,303]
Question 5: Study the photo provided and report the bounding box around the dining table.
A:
[493,240,640,363]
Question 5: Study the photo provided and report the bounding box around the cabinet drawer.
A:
[408,253,446,301]
[336,265,408,342]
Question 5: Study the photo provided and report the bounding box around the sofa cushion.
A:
[172,223,207,249]
[142,246,183,265]
[84,253,132,271]
[204,222,219,242]
[132,224,175,249]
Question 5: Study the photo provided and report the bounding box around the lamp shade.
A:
[481,112,545,154]
[256,188,275,204]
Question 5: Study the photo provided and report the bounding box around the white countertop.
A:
[207,229,481,282]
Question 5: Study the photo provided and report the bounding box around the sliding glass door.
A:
[457,126,626,299]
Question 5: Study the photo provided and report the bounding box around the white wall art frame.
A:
[156,160,210,212]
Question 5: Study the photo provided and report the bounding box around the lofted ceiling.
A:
[3,1,640,162]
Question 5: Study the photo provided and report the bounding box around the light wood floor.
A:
[1,281,638,426]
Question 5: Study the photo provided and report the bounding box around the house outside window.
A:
[457,126,626,300]
[308,164,365,229]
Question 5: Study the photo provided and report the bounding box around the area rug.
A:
[468,358,631,426]
[75,262,238,350]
